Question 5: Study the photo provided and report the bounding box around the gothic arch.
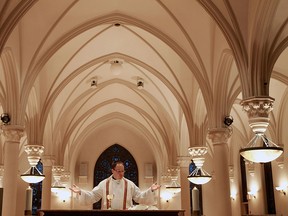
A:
[93,143,138,209]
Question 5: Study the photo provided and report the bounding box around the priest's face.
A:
[112,163,125,180]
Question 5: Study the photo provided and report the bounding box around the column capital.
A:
[24,145,44,166]
[61,171,70,185]
[177,156,191,168]
[240,96,274,134]
[1,125,24,142]
[208,128,231,145]
[52,165,64,173]
[240,96,274,118]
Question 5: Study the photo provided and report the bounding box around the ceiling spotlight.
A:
[224,115,233,126]
[137,78,144,89]
[110,60,123,75]
[1,113,10,124]
[90,78,97,88]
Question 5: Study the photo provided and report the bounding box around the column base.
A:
[24,210,32,216]
[192,210,201,216]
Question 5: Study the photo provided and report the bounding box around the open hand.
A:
[150,182,161,192]
[69,184,81,195]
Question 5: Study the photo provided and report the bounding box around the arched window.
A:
[93,143,138,209]
[31,159,43,215]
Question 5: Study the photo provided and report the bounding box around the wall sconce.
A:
[247,191,257,200]
[230,192,237,201]
[276,186,287,195]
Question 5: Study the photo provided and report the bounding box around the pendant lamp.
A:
[166,166,181,194]
[21,166,45,184]
[240,97,283,163]
[240,133,283,163]
[187,147,212,185]
[21,145,45,184]
[51,166,65,193]
[187,157,212,185]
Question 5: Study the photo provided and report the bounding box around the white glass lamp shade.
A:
[21,166,45,183]
[187,158,212,185]
[240,146,283,163]
[240,134,283,163]
[51,185,66,193]
[51,170,65,193]
[187,173,212,185]
[166,181,181,193]
[51,177,66,193]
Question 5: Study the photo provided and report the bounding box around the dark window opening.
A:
[93,143,138,209]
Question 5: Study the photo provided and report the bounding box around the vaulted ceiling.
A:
[1,0,288,171]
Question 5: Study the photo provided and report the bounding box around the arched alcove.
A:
[93,144,138,209]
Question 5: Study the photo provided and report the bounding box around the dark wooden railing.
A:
[38,210,185,216]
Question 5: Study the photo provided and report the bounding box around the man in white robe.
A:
[70,161,161,210]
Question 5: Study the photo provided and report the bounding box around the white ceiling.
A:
[1,0,288,169]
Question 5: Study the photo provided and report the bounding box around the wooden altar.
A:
[38,210,185,216]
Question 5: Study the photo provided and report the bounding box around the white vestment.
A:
[79,175,155,209]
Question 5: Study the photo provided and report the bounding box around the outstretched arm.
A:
[69,183,103,206]
[132,182,161,206]
[69,184,81,195]
[150,182,161,192]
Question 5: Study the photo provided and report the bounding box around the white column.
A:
[177,156,191,216]
[208,128,232,216]
[41,156,54,210]
[2,125,24,216]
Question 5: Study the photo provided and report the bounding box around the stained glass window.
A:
[93,143,138,209]
[31,159,43,215]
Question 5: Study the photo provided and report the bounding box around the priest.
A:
[70,161,161,210]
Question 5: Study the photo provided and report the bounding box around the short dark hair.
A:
[111,161,124,169]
